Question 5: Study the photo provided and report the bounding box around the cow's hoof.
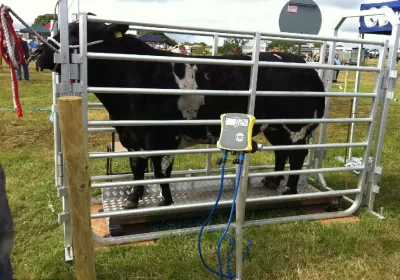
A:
[263,177,280,190]
[122,200,138,209]
[157,198,173,207]
[282,187,297,195]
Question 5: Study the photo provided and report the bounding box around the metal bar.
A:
[58,0,73,262]
[87,87,376,98]
[317,41,327,78]
[316,34,338,183]
[87,16,385,46]
[90,163,307,181]
[91,189,359,219]
[87,52,254,66]
[91,166,363,189]
[236,32,261,279]
[79,13,89,144]
[88,87,251,96]
[87,52,380,72]
[88,103,103,107]
[258,61,379,72]
[348,34,364,161]
[88,142,367,159]
[354,39,388,209]
[256,91,375,97]
[128,26,324,43]
[91,201,362,246]
[51,19,61,186]
[366,24,400,210]
[87,118,372,127]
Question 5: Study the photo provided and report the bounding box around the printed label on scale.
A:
[235,133,245,142]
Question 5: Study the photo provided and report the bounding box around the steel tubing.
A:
[91,166,363,189]
[91,189,359,219]
[87,117,372,127]
[87,16,384,45]
[88,142,367,159]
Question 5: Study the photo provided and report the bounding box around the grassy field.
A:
[1,59,400,280]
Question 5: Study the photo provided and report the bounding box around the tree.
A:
[136,31,177,47]
[33,14,56,26]
[267,40,293,52]
[313,42,322,49]
[219,38,248,55]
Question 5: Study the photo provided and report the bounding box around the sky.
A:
[2,0,397,48]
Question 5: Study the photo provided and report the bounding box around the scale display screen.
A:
[225,118,249,127]
[217,113,256,152]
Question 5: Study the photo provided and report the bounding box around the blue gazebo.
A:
[137,33,166,43]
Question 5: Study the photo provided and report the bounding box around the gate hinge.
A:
[58,212,70,224]
[386,91,395,100]
[54,52,68,64]
[372,184,381,194]
[57,152,64,187]
[389,70,398,88]
[57,187,69,197]
[72,83,83,94]
[71,53,83,64]
[374,166,383,175]
[55,83,71,95]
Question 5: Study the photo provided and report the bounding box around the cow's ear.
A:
[106,24,129,40]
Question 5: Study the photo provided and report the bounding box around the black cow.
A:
[33,19,325,209]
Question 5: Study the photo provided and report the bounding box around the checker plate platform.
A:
[100,174,340,231]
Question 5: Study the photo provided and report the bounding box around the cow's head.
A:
[32,13,129,73]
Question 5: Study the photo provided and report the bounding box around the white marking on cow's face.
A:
[173,64,205,120]
[273,54,283,60]
[161,155,175,177]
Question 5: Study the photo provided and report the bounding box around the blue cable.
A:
[198,152,253,280]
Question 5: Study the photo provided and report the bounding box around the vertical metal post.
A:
[56,0,73,262]
[316,35,337,187]
[317,41,327,79]
[79,13,89,144]
[365,22,400,210]
[353,40,388,208]
[205,33,219,175]
[211,33,219,56]
[51,19,61,186]
[235,32,261,280]
[348,34,364,161]
[308,41,328,173]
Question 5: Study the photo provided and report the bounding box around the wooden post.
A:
[57,96,96,280]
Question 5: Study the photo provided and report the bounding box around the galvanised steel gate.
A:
[52,2,400,276]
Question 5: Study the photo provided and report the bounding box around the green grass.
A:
[1,60,400,280]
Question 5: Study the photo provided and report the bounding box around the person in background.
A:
[333,54,341,83]
[0,164,14,280]
[29,37,42,72]
[16,36,30,80]
[172,42,187,55]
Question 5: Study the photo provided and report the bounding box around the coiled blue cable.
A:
[198,152,252,279]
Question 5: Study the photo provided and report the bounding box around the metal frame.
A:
[53,2,399,278]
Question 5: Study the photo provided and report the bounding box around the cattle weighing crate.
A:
[100,172,343,236]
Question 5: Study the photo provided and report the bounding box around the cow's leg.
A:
[123,156,147,209]
[282,148,308,195]
[151,155,175,207]
[263,150,287,189]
